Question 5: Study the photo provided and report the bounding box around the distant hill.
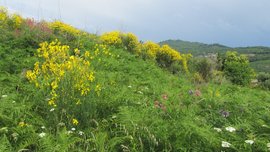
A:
[160,39,270,72]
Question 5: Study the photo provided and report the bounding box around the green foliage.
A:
[257,72,270,90]
[160,39,270,72]
[224,51,255,85]
[1,8,270,152]
[192,58,215,81]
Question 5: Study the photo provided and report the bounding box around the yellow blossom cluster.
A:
[49,21,81,37]
[100,31,123,47]
[122,33,141,54]
[11,14,22,29]
[158,44,182,61]
[0,7,8,26]
[100,31,192,72]
[141,41,160,59]
[0,7,22,28]
[26,40,97,107]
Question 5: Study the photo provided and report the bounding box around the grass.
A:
[0,9,270,151]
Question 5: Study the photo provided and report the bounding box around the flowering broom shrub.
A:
[101,31,192,73]
[141,41,160,60]
[26,40,101,129]
[100,31,123,48]
[156,44,182,68]
[49,21,81,41]
[122,32,141,55]
[0,7,22,29]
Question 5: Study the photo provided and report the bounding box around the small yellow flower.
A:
[215,90,221,97]
[18,121,27,127]
[84,51,90,58]
[72,118,79,125]
[51,81,58,90]
[74,48,80,55]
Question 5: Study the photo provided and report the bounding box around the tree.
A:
[223,51,254,85]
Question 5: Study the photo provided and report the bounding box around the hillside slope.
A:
[1,9,270,151]
[160,39,270,72]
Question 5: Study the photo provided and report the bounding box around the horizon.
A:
[1,0,270,47]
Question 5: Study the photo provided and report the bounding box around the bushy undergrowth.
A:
[1,8,270,152]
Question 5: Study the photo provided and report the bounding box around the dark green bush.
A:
[257,72,270,90]
[194,58,214,81]
[257,72,270,82]
[224,51,255,85]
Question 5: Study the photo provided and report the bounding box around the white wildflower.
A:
[78,131,84,136]
[225,126,236,132]
[214,127,222,132]
[71,128,76,131]
[39,132,46,138]
[245,140,254,145]
[222,141,231,148]
[50,108,55,112]
[138,91,143,94]
[1,95,7,98]
[41,126,46,129]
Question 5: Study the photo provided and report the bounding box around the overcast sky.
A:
[1,0,270,47]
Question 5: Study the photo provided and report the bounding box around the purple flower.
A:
[220,110,230,118]
[188,90,194,95]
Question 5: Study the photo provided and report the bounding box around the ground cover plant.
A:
[1,8,270,151]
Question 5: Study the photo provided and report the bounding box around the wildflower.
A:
[71,128,76,131]
[245,140,254,145]
[1,95,7,98]
[50,108,55,112]
[78,131,84,136]
[220,110,230,118]
[41,126,46,129]
[154,100,160,108]
[84,51,90,58]
[74,48,80,55]
[51,81,58,90]
[225,126,236,132]
[194,90,201,97]
[160,104,167,112]
[214,127,222,132]
[72,118,79,126]
[188,90,193,95]
[221,141,231,148]
[162,94,168,100]
[58,122,65,127]
[18,122,27,127]
[12,133,19,141]
[67,131,73,134]
[215,90,221,97]
[39,132,46,138]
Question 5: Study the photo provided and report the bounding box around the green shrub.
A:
[257,72,270,82]
[257,72,270,90]
[193,58,214,82]
[223,51,255,85]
